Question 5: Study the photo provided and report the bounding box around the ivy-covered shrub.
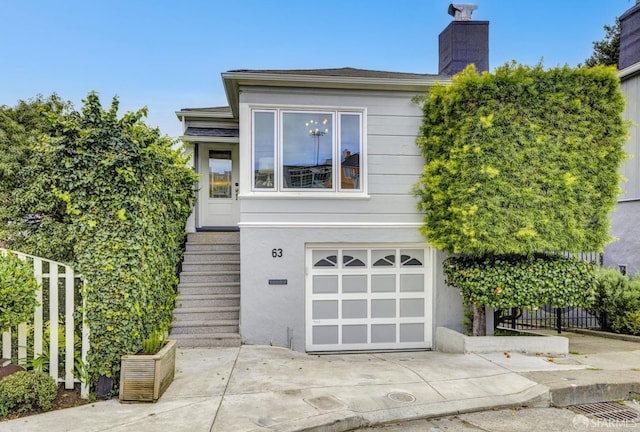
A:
[590,267,640,334]
[47,93,197,388]
[415,63,628,256]
[443,254,596,310]
[0,370,58,417]
[0,252,39,332]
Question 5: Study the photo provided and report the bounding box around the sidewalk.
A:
[1,332,639,432]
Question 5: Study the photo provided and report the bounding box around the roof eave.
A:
[175,109,235,121]
[222,71,452,117]
[619,62,640,80]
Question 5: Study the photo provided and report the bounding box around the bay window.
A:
[252,108,363,192]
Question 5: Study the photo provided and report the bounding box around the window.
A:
[252,109,363,192]
[209,150,232,198]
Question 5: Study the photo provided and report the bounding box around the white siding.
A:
[620,74,640,200]
[238,87,426,227]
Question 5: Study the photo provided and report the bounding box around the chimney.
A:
[438,4,489,75]
[620,2,640,70]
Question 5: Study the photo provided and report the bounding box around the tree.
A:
[0,95,75,262]
[415,63,628,335]
[584,18,620,67]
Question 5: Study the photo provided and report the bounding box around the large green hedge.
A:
[48,93,197,386]
[444,254,596,310]
[415,63,628,256]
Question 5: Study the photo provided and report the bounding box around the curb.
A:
[275,383,551,432]
[571,328,640,344]
[549,382,640,407]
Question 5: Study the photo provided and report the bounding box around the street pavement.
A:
[1,331,639,432]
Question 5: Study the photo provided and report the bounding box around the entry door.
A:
[198,143,239,228]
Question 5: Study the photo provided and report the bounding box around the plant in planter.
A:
[119,331,176,402]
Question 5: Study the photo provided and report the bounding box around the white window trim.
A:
[248,104,368,197]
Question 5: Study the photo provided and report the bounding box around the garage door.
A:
[306,245,432,352]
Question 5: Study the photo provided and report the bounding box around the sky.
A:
[0,0,633,139]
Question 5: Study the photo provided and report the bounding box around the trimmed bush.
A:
[0,371,57,417]
[444,254,596,310]
[415,63,627,256]
[590,267,640,334]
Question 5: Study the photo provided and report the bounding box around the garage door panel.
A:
[400,274,424,292]
[371,324,396,343]
[313,275,338,293]
[372,274,396,292]
[400,323,424,342]
[313,300,338,319]
[342,300,367,319]
[307,246,432,352]
[342,325,367,344]
[400,298,424,317]
[342,275,367,293]
[313,326,338,345]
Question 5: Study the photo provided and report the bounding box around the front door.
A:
[198,143,239,228]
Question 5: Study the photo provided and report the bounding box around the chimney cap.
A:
[448,3,478,21]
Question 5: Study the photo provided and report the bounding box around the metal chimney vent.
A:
[448,3,478,21]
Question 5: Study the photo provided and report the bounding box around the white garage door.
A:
[306,245,432,352]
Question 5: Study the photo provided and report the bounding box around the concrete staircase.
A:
[170,231,241,348]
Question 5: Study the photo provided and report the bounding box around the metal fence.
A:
[498,306,600,333]
[497,252,603,333]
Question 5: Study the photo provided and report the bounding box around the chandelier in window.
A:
[306,118,329,166]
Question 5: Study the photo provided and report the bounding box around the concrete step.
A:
[170,320,239,334]
[179,271,240,284]
[170,333,241,348]
[185,242,240,252]
[181,261,240,273]
[183,251,240,262]
[177,282,240,296]
[176,294,240,308]
[173,306,239,321]
[187,232,239,244]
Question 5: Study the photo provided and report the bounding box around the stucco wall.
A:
[239,226,460,352]
[603,200,640,277]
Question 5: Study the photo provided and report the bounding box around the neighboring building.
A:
[174,6,489,352]
[603,2,640,276]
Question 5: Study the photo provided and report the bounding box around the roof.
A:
[227,67,445,80]
[180,106,232,113]
[221,67,451,117]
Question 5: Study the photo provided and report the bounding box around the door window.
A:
[209,150,232,198]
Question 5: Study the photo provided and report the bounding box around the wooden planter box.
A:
[119,339,176,402]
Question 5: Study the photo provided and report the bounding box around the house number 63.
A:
[272,248,283,258]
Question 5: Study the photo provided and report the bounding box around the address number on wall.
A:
[272,248,283,258]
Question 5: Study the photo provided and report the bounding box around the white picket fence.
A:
[0,249,89,398]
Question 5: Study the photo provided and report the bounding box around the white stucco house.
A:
[172,5,489,352]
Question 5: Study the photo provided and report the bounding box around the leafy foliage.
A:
[0,370,58,417]
[584,18,620,67]
[0,253,39,332]
[20,320,89,385]
[44,93,197,387]
[0,95,75,263]
[415,63,627,256]
[590,267,640,334]
[443,254,596,310]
